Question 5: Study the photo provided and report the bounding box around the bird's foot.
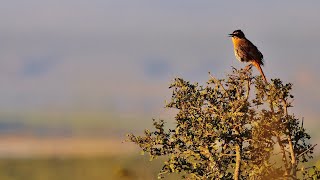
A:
[244,64,253,71]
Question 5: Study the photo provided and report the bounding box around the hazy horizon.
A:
[0,1,319,142]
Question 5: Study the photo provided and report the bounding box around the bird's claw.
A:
[244,64,253,71]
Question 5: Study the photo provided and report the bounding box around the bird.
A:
[229,29,267,83]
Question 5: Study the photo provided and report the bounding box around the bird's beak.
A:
[228,33,234,37]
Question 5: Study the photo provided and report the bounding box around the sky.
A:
[0,1,319,135]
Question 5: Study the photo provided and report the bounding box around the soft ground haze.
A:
[0,1,319,153]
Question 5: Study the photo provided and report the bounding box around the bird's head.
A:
[229,30,245,39]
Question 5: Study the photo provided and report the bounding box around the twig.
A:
[277,136,290,175]
[234,144,241,180]
[297,166,316,172]
[297,144,317,158]
[208,72,228,96]
[245,78,251,101]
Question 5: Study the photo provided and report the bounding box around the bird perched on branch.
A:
[229,30,267,83]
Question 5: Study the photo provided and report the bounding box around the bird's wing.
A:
[239,40,264,65]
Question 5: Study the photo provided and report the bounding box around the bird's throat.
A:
[232,37,242,48]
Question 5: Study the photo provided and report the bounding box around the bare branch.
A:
[297,144,317,158]
[208,72,228,96]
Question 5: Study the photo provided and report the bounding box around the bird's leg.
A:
[244,64,253,71]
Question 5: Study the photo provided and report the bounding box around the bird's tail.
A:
[252,61,267,83]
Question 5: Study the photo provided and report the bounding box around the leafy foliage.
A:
[127,68,319,179]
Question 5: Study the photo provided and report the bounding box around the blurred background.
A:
[0,1,319,179]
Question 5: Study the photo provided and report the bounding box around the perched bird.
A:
[229,30,267,83]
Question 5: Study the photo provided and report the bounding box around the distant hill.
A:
[0,111,155,137]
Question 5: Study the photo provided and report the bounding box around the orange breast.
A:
[231,37,244,62]
[231,37,242,48]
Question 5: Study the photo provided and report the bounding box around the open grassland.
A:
[0,154,318,180]
[0,136,180,180]
[0,155,180,180]
[0,135,318,179]
[0,136,137,157]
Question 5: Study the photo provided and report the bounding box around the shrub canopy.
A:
[128,68,319,179]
